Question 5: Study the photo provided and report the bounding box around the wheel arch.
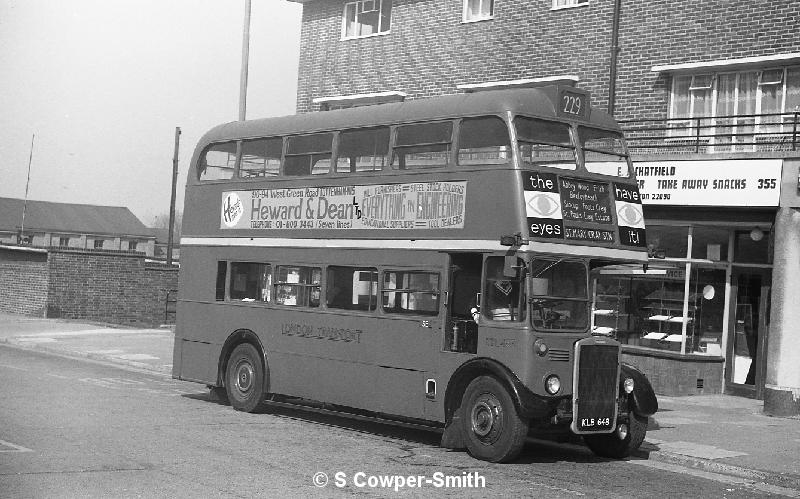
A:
[217,329,269,393]
[621,363,658,417]
[443,357,551,423]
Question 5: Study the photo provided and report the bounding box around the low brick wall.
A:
[46,249,178,326]
[622,345,725,396]
[0,247,49,316]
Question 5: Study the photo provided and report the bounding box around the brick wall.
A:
[295,0,800,119]
[0,248,48,316]
[46,249,178,327]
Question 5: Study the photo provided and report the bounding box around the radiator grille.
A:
[573,342,619,434]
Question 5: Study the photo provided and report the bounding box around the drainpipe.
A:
[608,0,622,115]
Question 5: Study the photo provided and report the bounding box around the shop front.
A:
[592,158,794,398]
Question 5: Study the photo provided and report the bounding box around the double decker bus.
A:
[173,85,658,463]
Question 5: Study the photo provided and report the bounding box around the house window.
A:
[669,66,800,149]
[94,239,105,249]
[343,0,391,39]
[128,240,138,251]
[59,237,70,247]
[463,0,493,22]
[552,0,589,9]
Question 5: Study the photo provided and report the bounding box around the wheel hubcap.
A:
[471,394,503,439]
[234,362,254,394]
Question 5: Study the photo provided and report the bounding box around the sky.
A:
[0,0,302,226]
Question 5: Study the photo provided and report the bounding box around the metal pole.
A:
[167,127,181,265]
[239,0,252,121]
[20,133,35,244]
[607,0,622,115]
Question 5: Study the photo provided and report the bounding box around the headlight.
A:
[534,339,548,357]
[545,375,561,395]
[623,377,634,394]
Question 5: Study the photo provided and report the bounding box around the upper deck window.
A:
[514,117,576,170]
[199,142,237,181]
[457,116,511,165]
[579,127,631,177]
[336,127,389,173]
[343,0,391,39]
[240,137,282,178]
[393,121,452,169]
[285,133,333,176]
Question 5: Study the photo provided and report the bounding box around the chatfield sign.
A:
[220,181,467,231]
[635,159,782,206]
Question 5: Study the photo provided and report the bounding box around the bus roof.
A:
[197,86,621,146]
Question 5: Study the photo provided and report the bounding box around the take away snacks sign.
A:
[221,181,467,230]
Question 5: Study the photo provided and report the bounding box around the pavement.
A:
[1,312,799,494]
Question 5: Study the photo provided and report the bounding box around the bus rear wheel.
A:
[461,376,529,463]
[225,343,267,413]
[584,413,647,458]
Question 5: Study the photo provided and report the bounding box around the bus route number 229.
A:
[558,90,587,118]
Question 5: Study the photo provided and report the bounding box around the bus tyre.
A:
[584,414,647,459]
[225,343,267,413]
[461,376,529,463]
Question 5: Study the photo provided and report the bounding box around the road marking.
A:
[116,354,159,361]
[14,337,57,343]
[0,439,33,453]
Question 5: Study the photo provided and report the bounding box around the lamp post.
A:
[239,0,251,121]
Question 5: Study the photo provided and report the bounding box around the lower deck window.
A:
[327,266,378,310]
[230,262,272,302]
[275,266,321,307]
[529,259,588,330]
[383,271,440,315]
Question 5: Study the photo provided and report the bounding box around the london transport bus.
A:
[173,85,658,463]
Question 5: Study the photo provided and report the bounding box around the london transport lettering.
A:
[522,171,646,247]
[220,182,466,230]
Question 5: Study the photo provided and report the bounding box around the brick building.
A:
[286,0,800,414]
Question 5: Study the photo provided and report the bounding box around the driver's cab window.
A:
[483,257,526,321]
[530,259,588,330]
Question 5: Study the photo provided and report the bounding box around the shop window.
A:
[343,0,391,39]
[336,127,389,173]
[285,133,333,176]
[457,116,511,165]
[690,226,729,261]
[382,271,440,315]
[393,122,452,169]
[230,262,272,302]
[646,225,689,259]
[689,267,726,355]
[463,0,493,22]
[734,230,771,264]
[240,137,282,178]
[275,266,321,307]
[199,141,237,181]
[327,266,378,311]
[514,117,576,170]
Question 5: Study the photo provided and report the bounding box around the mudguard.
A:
[621,363,658,417]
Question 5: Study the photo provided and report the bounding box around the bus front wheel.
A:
[461,376,529,463]
[225,343,267,413]
[583,414,647,458]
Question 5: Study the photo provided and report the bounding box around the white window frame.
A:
[342,0,391,40]
[552,0,589,10]
[463,0,494,23]
[668,66,798,150]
